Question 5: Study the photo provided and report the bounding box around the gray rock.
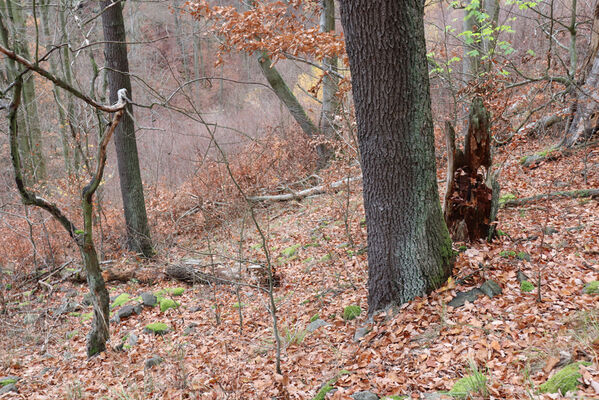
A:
[110,314,120,324]
[353,326,369,342]
[351,391,378,400]
[54,300,80,316]
[422,393,445,400]
[0,383,17,394]
[448,288,484,308]
[541,226,558,235]
[141,292,157,307]
[306,318,330,333]
[118,305,135,319]
[190,304,202,313]
[23,313,37,325]
[516,270,530,283]
[521,154,544,168]
[184,323,198,335]
[144,355,164,369]
[479,280,502,298]
[128,332,138,347]
[82,292,93,306]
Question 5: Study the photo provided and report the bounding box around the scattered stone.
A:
[141,292,157,307]
[0,383,17,395]
[117,305,136,320]
[420,394,445,400]
[541,226,558,235]
[145,322,170,335]
[479,280,502,298]
[184,323,198,336]
[54,300,81,316]
[110,314,120,324]
[516,270,530,283]
[539,362,591,395]
[352,391,379,400]
[343,305,362,321]
[583,280,599,295]
[520,154,544,168]
[144,355,164,369]
[190,304,202,312]
[128,332,138,347]
[354,326,369,342]
[307,319,330,333]
[0,376,19,387]
[448,288,483,308]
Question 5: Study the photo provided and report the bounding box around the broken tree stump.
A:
[443,96,499,242]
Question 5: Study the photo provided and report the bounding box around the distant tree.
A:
[339,0,454,311]
[101,0,153,256]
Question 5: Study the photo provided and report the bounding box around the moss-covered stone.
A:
[309,313,320,323]
[144,322,170,335]
[281,244,301,258]
[380,396,407,400]
[517,251,531,261]
[538,362,591,395]
[448,372,487,399]
[583,281,599,295]
[520,280,535,293]
[159,298,179,312]
[311,370,351,400]
[171,287,185,296]
[0,377,18,387]
[343,305,362,321]
[111,293,131,309]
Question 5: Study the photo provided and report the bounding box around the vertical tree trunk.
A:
[444,97,498,242]
[318,0,339,165]
[340,0,453,312]
[561,1,599,147]
[2,0,46,182]
[101,0,153,256]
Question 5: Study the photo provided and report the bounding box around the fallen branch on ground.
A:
[248,176,362,202]
[502,189,599,207]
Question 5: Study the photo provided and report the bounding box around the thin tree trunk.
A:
[257,51,319,138]
[101,0,153,256]
[340,0,453,312]
[318,0,339,166]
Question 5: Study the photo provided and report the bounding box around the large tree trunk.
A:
[560,1,599,148]
[340,0,454,312]
[444,97,499,242]
[101,0,153,256]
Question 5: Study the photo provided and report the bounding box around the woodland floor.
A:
[1,135,598,399]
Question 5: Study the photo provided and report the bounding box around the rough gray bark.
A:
[340,0,453,312]
[101,0,153,256]
[560,1,599,147]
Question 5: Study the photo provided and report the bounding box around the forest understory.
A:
[0,130,598,400]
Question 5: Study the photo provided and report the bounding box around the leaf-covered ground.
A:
[1,138,598,399]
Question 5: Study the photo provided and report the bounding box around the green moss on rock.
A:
[343,305,362,321]
[144,322,170,335]
[281,244,301,258]
[0,377,17,387]
[583,281,599,295]
[448,372,487,399]
[380,396,407,400]
[159,298,179,312]
[111,293,131,309]
[539,362,591,395]
[520,280,535,293]
[171,287,185,296]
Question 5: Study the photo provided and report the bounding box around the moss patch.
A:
[539,362,591,394]
[281,244,301,258]
[342,305,361,321]
[144,322,170,335]
[520,280,535,293]
[583,281,599,294]
[159,298,179,312]
[311,370,351,400]
[0,377,18,387]
[111,293,131,309]
[448,372,487,399]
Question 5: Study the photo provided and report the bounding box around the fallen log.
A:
[501,189,599,207]
[165,263,241,285]
[248,176,362,202]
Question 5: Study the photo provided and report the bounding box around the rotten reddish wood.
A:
[444,96,498,242]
